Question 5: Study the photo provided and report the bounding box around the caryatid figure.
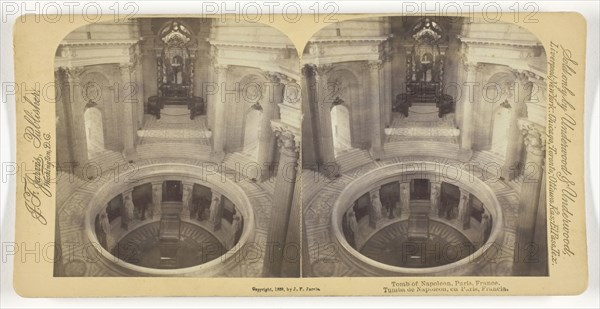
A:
[182,185,193,217]
[122,193,135,230]
[369,190,383,228]
[209,195,221,227]
[457,191,471,229]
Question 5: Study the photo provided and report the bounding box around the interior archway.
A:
[84,106,105,159]
[331,104,352,156]
[242,108,262,158]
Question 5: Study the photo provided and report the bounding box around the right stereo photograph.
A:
[301,16,548,277]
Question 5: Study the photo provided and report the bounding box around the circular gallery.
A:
[331,162,503,275]
[83,165,255,276]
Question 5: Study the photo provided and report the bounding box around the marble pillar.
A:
[62,67,89,175]
[430,182,441,218]
[368,61,384,160]
[209,191,223,231]
[513,121,546,275]
[119,64,138,160]
[262,124,300,277]
[211,64,228,161]
[457,188,471,230]
[134,44,145,129]
[314,64,336,167]
[459,62,480,159]
[383,46,393,127]
[151,181,163,219]
[256,72,284,181]
[369,188,383,229]
[504,71,532,180]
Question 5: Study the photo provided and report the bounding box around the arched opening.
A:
[84,106,105,159]
[242,107,262,158]
[331,104,352,156]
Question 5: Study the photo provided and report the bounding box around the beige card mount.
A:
[12,12,588,296]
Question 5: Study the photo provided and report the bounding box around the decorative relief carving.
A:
[273,126,300,154]
[367,60,382,72]
[520,121,546,156]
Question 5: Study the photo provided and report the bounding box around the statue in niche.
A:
[421,52,434,82]
[155,20,194,99]
[170,55,183,84]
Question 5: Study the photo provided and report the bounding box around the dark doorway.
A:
[411,179,430,200]
[163,180,182,201]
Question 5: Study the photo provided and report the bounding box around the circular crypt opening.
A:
[332,162,503,274]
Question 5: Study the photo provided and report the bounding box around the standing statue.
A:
[400,183,410,214]
[230,214,242,249]
[369,191,383,229]
[480,213,492,245]
[457,192,471,229]
[182,185,192,218]
[122,194,135,230]
[209,195,221,227]
[152,184,162,219]
[430,183,440,217]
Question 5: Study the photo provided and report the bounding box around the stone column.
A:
[181,181,194,219]
[257,72,284,181]
[119,64,138,160]
[457,188,471,230]
[314,64,336,166]
[133,44,145,129]
[262,124,300,277]
[399,182,411,217]
[369,188,383,229]
[209,191,223,231]
[504,71,532,180]
[151,181,163,219]
[211,64,228,161]
[430,181,441,217]
[368,61,384,160]
[513,121,546,275]
[383,50,393,127]
[61,67,88,175]
[459,62,480,159]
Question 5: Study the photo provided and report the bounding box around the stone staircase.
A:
[383,141,461,161]
[335,148,374,173]
[135,143,213,161]
[138,107,211,145]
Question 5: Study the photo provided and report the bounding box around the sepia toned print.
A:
[53,18,301,278]
[11,11,588,297]
[301,16,548,277]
